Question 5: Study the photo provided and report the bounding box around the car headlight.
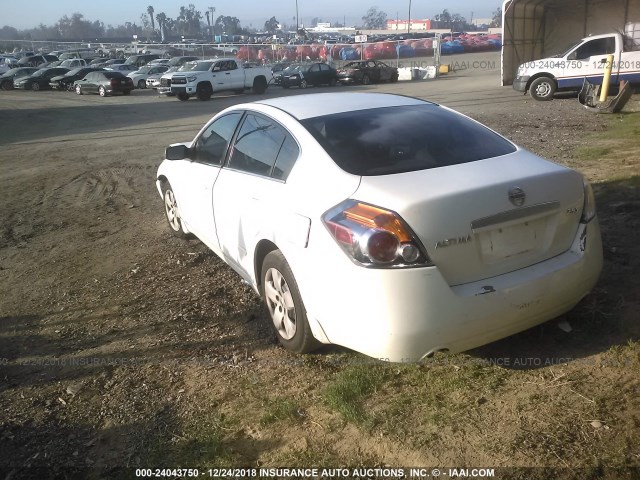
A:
[186,75,197,82]
[581,179,597,223]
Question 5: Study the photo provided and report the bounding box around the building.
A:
[386,19,432,31]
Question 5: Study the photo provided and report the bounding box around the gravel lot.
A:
[1,51,639,477]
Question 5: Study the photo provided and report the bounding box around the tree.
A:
[264,16,279,33]
[361,7,387,30]
[214,15,241,35]
[147,6,155,32]
[176,4,202,36]
[490,7,502,28]
[156,12,168,41]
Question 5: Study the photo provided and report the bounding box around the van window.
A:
[573,37,616,59]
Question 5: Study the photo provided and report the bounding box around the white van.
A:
[513,31,640,100]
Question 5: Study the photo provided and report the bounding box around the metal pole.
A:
[296,0,299,33]
[408,0,412,34]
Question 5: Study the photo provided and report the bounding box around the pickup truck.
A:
[169,58,272,101]
[513,32,640,101]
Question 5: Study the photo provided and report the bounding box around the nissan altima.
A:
[156,93,602,362]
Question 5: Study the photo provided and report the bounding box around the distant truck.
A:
[169,58,272,101]
[513,31,640,100]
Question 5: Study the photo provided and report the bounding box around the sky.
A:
[2,1,500,30]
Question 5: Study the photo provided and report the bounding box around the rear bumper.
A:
[305,219,603,362]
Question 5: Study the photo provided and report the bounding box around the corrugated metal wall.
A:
[501,0,640,85]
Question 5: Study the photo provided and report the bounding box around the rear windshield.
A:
[104,72,124,79]
[301,104,517,176]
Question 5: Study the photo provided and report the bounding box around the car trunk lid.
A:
[352,150,584,286]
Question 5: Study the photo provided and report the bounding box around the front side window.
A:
[193,113,243,165]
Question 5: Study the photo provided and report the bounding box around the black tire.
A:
[75,85,82,95]
[161,181,189,238]
[329,77,337,87]
[299,79,308,89]
[390,72,399,83]
[196,82,212,101]
[99,86,107,97]
[362,74,371,85]
[252,77,267,94]
[262,250,320,354]
[31,82,41,91]
[529,76,556,101]
[137,79,146,89]
[1,80,12,91]
[177,92,189,101]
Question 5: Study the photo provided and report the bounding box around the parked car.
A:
[156,92,603,361]
[337,60,399,84]
[105,64,139,74]
[148,58,171,65]
[50,67,102,91]
[270,62,291,85]
[16,54,58,68]
[60,59,87,69]
[14,67,69,90]
[281,62,338,88]
[74,71,133,96]
[0,67,38,90]
[37,60,63,69]
[124,54,161,68]
[151,62,198,93]
[128,64,170,89]
[0,56,18,74]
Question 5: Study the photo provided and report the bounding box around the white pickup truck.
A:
[513,32,640,100]
[169,58,272,101]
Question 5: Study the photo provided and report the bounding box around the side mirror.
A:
[165,144,189,160]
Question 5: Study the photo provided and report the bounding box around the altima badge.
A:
[508,187,526,207]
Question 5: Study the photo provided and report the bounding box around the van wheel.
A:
[529,76,556,101]
[177,92,189,101]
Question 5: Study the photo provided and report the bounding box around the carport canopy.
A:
[501,0,640,85]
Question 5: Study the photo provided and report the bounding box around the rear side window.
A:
[228,114,299,180]
[301,105,516,176]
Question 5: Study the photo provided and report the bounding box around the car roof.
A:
[254,93,433,120]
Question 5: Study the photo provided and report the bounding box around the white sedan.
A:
[156,93,603,362]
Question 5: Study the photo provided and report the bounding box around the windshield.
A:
[31,69,46,77]
[137,66,153,74]
[67,68,83,75]
[301,105,517,176]
[557,41,582,58]
[284,65,303,74]
[192,61,214,71]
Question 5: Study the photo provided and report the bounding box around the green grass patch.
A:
[324,364,387,424]
[260,397,303,426]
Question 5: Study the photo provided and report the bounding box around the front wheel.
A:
[299,79,308,89]
[31,82,40,91]
[529,76,556,101]
[75,85,82,95]
[262,250,319,354]
[177,92,189,101]
[362,74,371,85]
[1,81,11,91]
[329,77,337,87]
[137,79,146,89]
[252,77,267,94]
[196,83,212,101]
[161,181,189,238]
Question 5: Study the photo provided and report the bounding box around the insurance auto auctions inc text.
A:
[204,467,496,478]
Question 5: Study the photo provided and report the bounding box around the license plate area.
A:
[477,218,544,263]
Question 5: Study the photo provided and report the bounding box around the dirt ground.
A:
[1,55,639,479]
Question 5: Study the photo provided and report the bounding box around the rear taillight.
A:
[323,200,432,268]
[581,179,596,223]
[110,79,118,87]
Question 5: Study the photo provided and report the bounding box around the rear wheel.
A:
[529,76,556,101]
[299,79,307,89]
[390,72,399,83]
[75,85,82,95]
[252,77,267,94]
[262,250,320,354]
[1,80,11,91]
[31,82,40,91]
[99,86,106,97]
[137,79,146,89]
[196,82,212,101]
